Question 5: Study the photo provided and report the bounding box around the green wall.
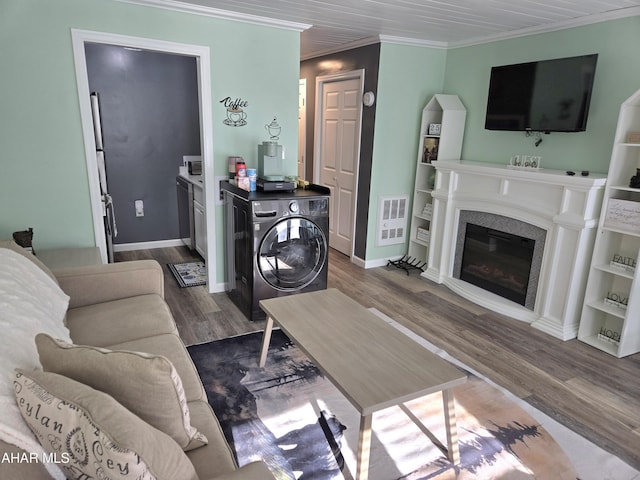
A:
[0,0,300,283]
[444,15,640,174]
[365,43,446,261]
[366,15,640,262]
[2,1,639,269]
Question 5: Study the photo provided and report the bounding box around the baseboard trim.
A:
[362,255,403,269]
[113,239,188,252]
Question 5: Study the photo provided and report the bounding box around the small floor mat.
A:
[168,261,206,288]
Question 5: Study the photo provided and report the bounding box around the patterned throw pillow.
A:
[14,369,199,480]
[36,334,207,451]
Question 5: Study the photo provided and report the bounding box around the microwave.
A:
[188,160,202,175]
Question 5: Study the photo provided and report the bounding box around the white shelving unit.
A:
[408,95,466,266]
[578,88,640,357]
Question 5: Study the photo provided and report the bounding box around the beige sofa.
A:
[0,241,274,480]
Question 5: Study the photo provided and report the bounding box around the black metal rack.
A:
[387,255,426,275]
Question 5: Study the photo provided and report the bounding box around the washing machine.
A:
[224,187,329,321]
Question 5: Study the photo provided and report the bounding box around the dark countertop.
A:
[177,172,203,187]
[220,180,330,201]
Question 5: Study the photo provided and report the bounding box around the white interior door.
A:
[315,72,363,256]
[298,79,306,180]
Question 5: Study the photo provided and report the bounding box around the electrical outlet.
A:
[135,200,144,217]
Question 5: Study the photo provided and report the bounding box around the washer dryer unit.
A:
[223,184,330,321]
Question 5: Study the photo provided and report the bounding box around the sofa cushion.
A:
[0,247,71,480]
[186,400,237,479]
[14,369,199,480]
[66,294,177,346]
[36,334,208,451]
[108,333,207,402]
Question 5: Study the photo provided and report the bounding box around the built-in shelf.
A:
[408,94,466,266]
[578,88,640,358]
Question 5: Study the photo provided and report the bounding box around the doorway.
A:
[71,30,218,291]
[314,70,364,257]
[84,44,200,248]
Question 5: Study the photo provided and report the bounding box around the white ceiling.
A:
[120,0,640,58]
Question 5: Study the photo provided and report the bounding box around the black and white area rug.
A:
[187,320,591,480]
[168,261,206,288]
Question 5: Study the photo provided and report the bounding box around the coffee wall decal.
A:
[220,96,248,127]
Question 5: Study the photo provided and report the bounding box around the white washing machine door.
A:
[258,217,327,291]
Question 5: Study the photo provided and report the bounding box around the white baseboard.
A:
[208,281,226,293]
[361,255,403,269]
[113,239,188,252]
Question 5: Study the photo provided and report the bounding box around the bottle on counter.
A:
[235,161,246,178]
[247,168,257,192]
[228,156,243,180]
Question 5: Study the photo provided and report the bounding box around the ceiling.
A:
[120,0,640,58]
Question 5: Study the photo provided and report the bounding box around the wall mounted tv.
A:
[485,54,598,133]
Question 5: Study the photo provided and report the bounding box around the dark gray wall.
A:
[85,43,201,244]
[300,43,380,260]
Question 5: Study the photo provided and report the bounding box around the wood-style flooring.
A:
[115,246,640,471]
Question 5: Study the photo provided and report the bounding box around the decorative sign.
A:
[220,96,248,127]
[598,326,621,344]
[604,199,640,233]
[265,117,281,140]
[509,154,542,170]
[626,131,640,143]
[422,137,439,163]
[428,123,441,135]
[610,254,636,273]
[604,291,628,309]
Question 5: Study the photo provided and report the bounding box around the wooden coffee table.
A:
[258,288,467,480]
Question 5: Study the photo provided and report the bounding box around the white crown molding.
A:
[301,34,447,60]
[378,34,447,49]
[447,5,640,49]
[300,36,381,60]
[114,0,311,32]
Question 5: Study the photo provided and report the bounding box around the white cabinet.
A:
[578,88,640,357]
[193,184,207,259]
[408,94,466,265]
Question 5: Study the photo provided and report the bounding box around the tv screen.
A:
[485,54,598,133]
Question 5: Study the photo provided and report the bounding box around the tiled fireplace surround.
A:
[425,161,607,340]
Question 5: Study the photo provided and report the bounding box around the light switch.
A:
[135,200,144,217]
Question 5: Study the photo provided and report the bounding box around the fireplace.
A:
[426,161,606,340]
[453,211,546,311]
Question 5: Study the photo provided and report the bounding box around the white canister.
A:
[247,168,257,191]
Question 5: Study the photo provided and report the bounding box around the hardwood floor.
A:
[116,246,640,470]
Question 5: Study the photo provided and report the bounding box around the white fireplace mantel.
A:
[425,160,607,340]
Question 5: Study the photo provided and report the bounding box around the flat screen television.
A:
[485,54,598,133]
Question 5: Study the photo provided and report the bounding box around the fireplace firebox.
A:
[460,224,535,306]
[453,211,546,311]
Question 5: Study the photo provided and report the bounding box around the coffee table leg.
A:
[258,316,274,368]
[442,389,460,465]
[355,414,372,480]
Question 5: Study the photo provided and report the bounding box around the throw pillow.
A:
[36,333,208,451]
[14,369,199,480]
